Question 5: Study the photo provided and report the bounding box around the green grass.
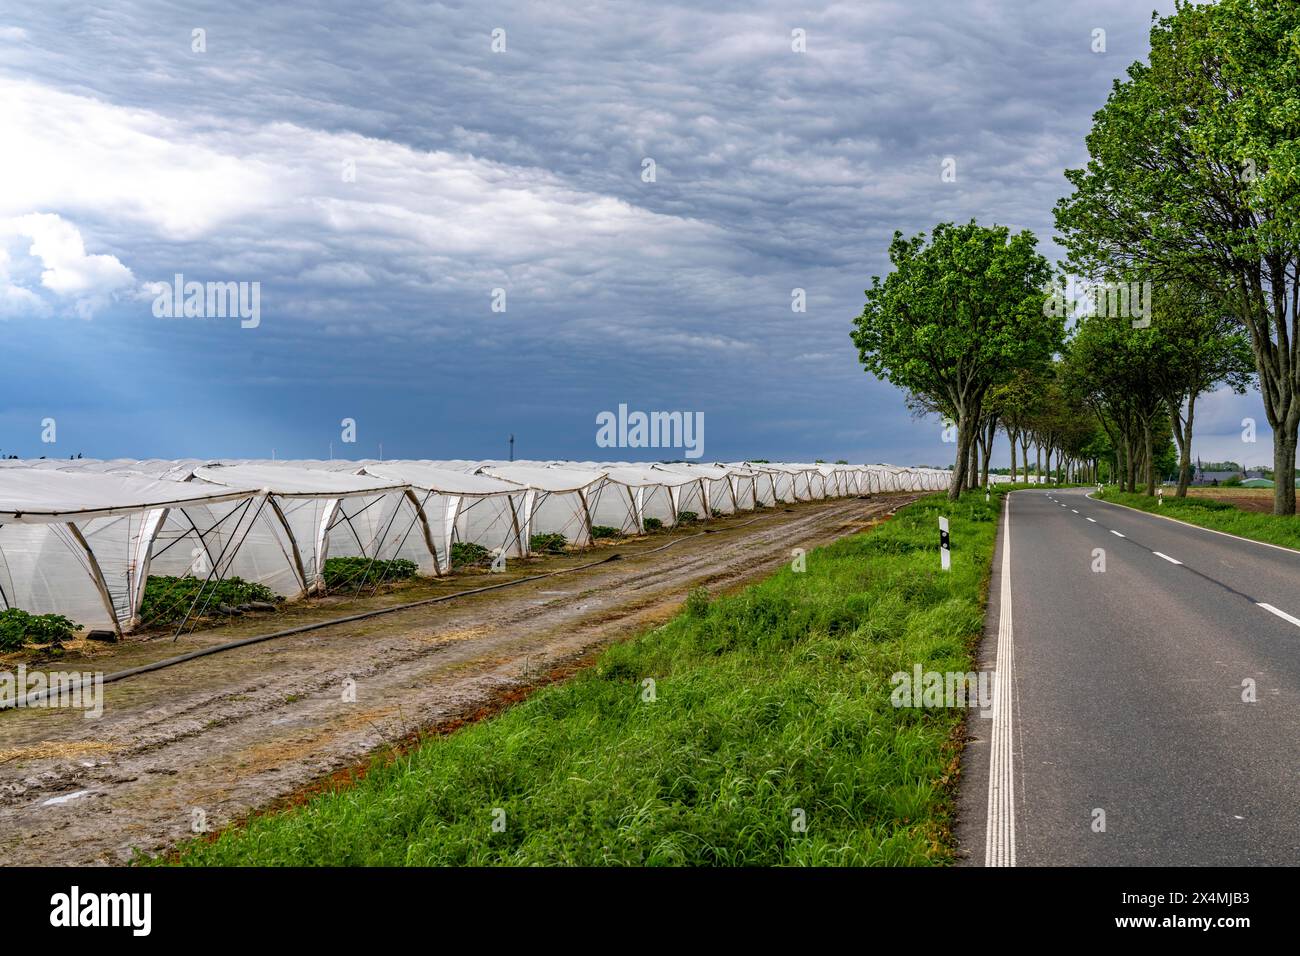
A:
[1095,487,1300,550]
[161,489,1003,867]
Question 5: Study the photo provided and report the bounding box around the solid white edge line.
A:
[1257,602,1300,627]
[1152,551,1182,565]
[985,491,1016,867]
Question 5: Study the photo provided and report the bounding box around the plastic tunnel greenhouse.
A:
[0,458,972,635]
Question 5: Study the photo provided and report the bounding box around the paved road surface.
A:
[959,488,1300,865]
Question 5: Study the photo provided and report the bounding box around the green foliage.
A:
[1054,0,1300,509]
[529,533,567,554]
[0,608,79,650]
[642,517,664,532]
[590,526,621,540]
[852,220,1061,499]
[676,510,699,524]
[140,576,282,626]
[683,586,710,618]
[163,489,1001,867]
[853,222,1057,408]
[450,542,493,568]
[322,557,419,590]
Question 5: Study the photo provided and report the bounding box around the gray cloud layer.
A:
[10,1,1255,467]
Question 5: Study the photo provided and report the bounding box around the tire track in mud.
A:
[0,494,917,865]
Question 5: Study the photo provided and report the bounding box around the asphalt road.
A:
[958,488,1300,866]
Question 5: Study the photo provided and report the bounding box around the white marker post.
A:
[1157,486,1164,507]
[939,516,951,571]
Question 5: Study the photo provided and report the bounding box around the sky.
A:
[0,0,1270,468]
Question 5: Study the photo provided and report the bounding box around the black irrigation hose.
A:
[5,508,790,707]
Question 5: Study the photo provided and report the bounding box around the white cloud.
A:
[0,76,733,330]
[0,213,133,318]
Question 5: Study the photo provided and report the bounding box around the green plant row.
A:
[0,608,79,651]
[139,575,282,627]
[321,557,419,590]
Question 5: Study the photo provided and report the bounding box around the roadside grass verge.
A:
[162,489,1002,866]
[1094,487,1300,551]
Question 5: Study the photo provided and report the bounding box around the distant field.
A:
[1185,486,1276,513]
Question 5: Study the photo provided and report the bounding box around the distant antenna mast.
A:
[509,434,515,462]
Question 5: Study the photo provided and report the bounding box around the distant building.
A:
[1191,467,1243,486]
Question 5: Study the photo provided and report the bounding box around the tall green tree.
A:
[1055,0,1300,513]
[1148,280,1256,496]
[852,221,1059,500]
[1064,314,1170,494]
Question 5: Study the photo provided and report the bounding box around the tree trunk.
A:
[1143,419,1156,496]
[1272,426,1298,516]
[978,417,994,489]
[1174,395,1195,498]
[950,414,975,501]
[1021,435,1030,482]
[1124,435,1137,493]
[1008,428,1018,484]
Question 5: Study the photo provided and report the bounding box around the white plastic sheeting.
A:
[0,458,962,633]
[193,464,423,594]
[361,462,527,573]
[0,470,260,635]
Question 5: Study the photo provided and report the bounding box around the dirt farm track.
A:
[0,493,917,865]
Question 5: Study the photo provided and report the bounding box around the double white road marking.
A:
[986,493,1016,867]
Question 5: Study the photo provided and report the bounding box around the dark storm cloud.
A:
[4,0,1215,465]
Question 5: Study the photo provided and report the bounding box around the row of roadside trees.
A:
[854,0,1299,513]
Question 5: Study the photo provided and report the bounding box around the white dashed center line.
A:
[1071,509,1079,514]
[1257,603,1300,628]
[1110,530,1125,537]
[1086,517,1096,523]
[1152,552,1182,565]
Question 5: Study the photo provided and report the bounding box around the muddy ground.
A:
[0,493,915,865]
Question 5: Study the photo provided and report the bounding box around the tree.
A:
[1064,313,1170,494]
[1148,279,1255,496]
[852,221,1060,500]
[1055,0,1300,514]
[990,368,1047,484]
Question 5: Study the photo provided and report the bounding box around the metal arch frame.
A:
[64,521,124,639]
